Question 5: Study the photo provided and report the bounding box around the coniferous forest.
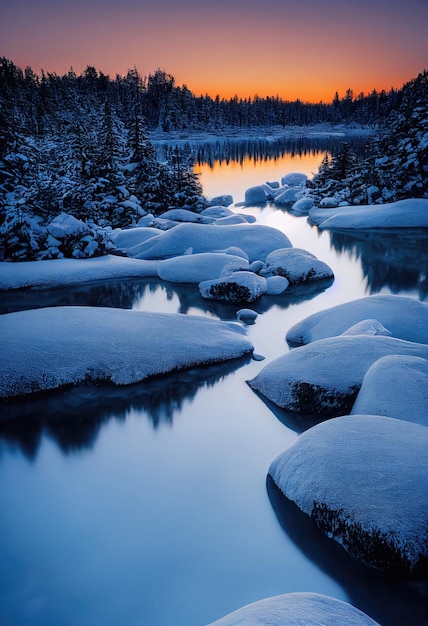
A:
[0,57,427,261]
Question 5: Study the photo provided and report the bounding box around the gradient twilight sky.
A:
[1,0,427,102]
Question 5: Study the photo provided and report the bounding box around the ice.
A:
[0,306,253,398]
[269,415,428,575]
[286,295,428,345]
[209,592,380,625]
[351,355,428,425]
[247,335,428,415]
[309,198,428,229]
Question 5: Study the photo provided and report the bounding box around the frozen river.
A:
[0,140,427,626]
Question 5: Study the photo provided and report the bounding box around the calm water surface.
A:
[1,144,427,626]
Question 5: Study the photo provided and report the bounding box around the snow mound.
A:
[199,271,267,303]
[351,355,428,425]
[209,592,380,625]
[247,335,428,415]
[274,187,304,205]
[47,212,91,239]
[341,319,392,337]
[286,295,428,345]
[263,248,334,286]
[126,223,292,263]
[0,255,159,291]
[109,227,163,252]
[209,194,233,207]
[201,206,234,219]
[291,197,315,214]
[0,306,253,399]
[236,308,258,324]
[269,415,428,575]
[310,199,428,229]
[156,208,206,223]
[281,172,308,187]
[266,275,289,295]
[157,253,249,284]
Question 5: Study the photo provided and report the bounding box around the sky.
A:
[1,0,427,102]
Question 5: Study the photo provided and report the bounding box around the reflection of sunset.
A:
[196,152,324,202]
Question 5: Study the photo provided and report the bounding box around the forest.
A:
[0,57,427,261]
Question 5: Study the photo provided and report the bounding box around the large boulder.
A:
[244,185,267,205]
[157,252,249,284]
[209,592,380,625]
[286,295,428,346]
[263,248,334,286]
[127,223,292,263]
[269,415,428,576]
[247,335,428,415]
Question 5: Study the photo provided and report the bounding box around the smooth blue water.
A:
[1,146,427,626]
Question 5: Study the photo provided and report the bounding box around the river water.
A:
[0,141,427,626]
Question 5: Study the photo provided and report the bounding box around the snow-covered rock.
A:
[157,252,249,284]
[201,206,234,219]
[209,592,380,626]
[244,185,267,205]
[266,275,289,295]
[236,308,258,324]
[157,208,205,223]
[199,271,267,303]
[0,306,253,399]
[247,335,428,415]
[319,197,339,208]
[351,355,428,425]
[127,223,292,263]
[0,255,159,290]
[286,295,428,345]
[214,214,255,225]
[274,187,304,205]
[310,199,428,229]
[281,172,308,187]
[290,197,315,214]
[263,248,334,286]
[269,415,428,575]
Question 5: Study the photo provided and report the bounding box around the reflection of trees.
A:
[155,137,370,169]
[328,228,428,299]
[266,476,428,626]
[0,357,250,460]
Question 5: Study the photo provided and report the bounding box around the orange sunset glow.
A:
[1,0,427,102]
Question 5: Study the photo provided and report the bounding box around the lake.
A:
[1,139,427,626]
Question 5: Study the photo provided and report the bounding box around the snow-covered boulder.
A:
[0,307,253,399]
[209,194,233,207]
[286,295,428,345]
[157,252,249,284]
[247,335,428,415]
[244,185,267,204]
[291,197,315,214]
[269,415,428,576]
[237,308,258,324]
[281,172,308,187]
[266,180,280,189]
[274,187,304,205]
[263,248,333,286]
[47,212,91,239]
[319,197,339,208]
[199,271,267,303]
[310,199,428,229]
[351,355,428,425]
[209,592,380,626]
[201,206,234,219]
[266,275,289,295]
[214,214,254,225]
[127,223,292,263]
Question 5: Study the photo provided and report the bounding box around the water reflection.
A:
[267,477,428,626]
[327,228,428,299]
[0,357,250,460]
